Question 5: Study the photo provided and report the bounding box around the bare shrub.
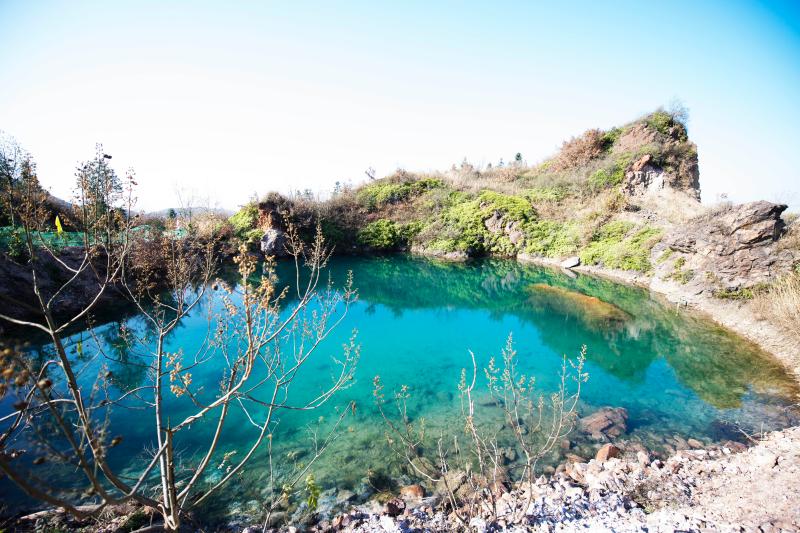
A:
[374,335,587,527]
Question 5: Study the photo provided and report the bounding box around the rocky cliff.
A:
[651,201,797,296]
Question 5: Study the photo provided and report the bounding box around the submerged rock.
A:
[399,484,425,500]
[579,407,629,440]
[526,284,632,332]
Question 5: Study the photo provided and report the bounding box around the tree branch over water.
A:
[0,146,359,531]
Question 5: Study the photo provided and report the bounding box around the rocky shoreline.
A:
[299,426,799,533]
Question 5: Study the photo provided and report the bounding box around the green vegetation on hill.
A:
[580,222,663,272]
[228,202,261,241]
[224,108,697,272]
[356,177,443,211]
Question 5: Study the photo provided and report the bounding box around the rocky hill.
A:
[233,109,797,293]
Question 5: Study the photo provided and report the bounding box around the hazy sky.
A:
[1,0,799,212]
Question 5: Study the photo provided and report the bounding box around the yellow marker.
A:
[55,215,63,236]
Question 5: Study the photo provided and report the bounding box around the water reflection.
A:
[309,256,799,409]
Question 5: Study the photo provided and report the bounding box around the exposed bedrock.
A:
[651,201,797,295]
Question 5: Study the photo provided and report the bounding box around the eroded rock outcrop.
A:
[617,122,701,202]
[651,201,797,295]
[0,248,123,331]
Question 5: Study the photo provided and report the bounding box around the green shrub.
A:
[5,227,28,262]
[229,203,259,239]
[646,111,674,135]
[634,143,664,165]
[356,178,443,211]
[523,221,580,257]
[477,191,534,221]
[714,287,755,300]
[669,258,693,284]
[580,222,662,272]
[588,153,633,191]
[320,219,346,246]
[398,221,424,243]
[427,200,487,253]
[714,283,769,300]
[524,186,569,203]
[243,228,263,243]
[600,127,622,150]
[424,191,536,255]
[656,248,674,264]
[357,219,401,250]
[672,269,694,284]
[588,168,617,190]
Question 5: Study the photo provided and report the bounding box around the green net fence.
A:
[0,227,87,248]
[0,225,186,252]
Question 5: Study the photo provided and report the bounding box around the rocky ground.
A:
[264,427,797,533]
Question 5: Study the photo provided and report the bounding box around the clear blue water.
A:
[2,255,798,520]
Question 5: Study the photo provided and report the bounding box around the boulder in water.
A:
[579,407,629,440]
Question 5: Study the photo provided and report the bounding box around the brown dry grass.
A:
[753,272,800,342]
[778,218,800,252]
[549,129,605,172]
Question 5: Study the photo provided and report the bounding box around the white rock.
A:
[560,256,581,269]
[379,515,397,532]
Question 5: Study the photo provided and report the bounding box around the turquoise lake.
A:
[2,255,798,520]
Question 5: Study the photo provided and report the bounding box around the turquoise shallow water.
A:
[1,255,798,520]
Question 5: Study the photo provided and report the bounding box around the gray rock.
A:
[260,228,288,256]
[652,201,796,294]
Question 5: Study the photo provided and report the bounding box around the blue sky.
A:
[1,0,799,211]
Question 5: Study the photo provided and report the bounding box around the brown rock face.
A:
[595,443,621,462]
[578,407,628,440]
[616,123,701,201]
[630,153,653,173]
[652,201,797,293]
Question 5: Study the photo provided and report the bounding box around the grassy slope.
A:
[232,109,700,273]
